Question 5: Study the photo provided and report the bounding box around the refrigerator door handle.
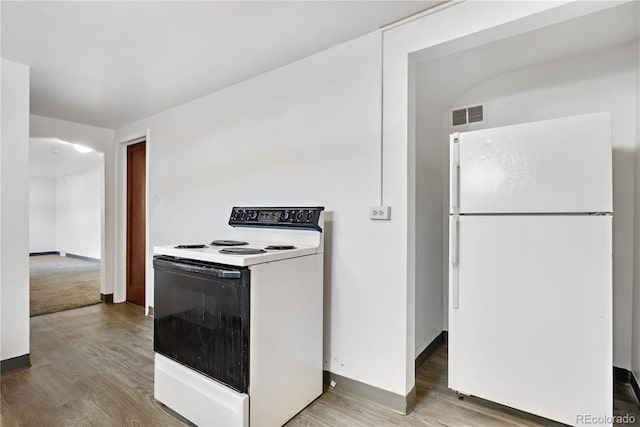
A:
[451,134,460,213]
[454,164,460,211]
[452,216,460,309]
[452,216,459,266]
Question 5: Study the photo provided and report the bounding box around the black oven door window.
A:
[153,256,250,393]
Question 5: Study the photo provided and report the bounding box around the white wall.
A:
[30,116,114,292]
[29,177,57,253]
[114,32,417,394]
[414,96,443,357]
[1,59,30,361]
[416,42,638,368]
[30,170,102,259]
[56,168,102,259]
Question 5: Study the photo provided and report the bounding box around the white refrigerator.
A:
[448,112,613,427]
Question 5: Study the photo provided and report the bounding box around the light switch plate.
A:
[369,206,390,220]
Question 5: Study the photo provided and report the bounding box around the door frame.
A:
[115,129,151,314]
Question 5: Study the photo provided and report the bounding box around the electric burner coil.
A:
[211,240,249,247]
[219,247,266,255]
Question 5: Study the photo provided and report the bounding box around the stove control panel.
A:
[229,207,324,231]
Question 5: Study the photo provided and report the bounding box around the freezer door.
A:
[448,215,612,427]
[450,112,612,214]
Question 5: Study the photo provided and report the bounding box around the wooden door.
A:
[126,141,146,306]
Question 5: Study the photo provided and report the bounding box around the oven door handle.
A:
[155,258,242,279]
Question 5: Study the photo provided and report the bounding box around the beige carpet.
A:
[30,255,101,317]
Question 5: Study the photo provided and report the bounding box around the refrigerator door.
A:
[448,215,612,427]
[450,112,612,214]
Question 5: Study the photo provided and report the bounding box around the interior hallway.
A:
[1,304,638,426]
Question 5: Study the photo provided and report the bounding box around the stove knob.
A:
[307,211,314,220]
[250,211,258,220]
[239,210,247,220]
[297,211,304,220]
[282,211,290,220]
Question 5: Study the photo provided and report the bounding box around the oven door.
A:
[153,255,250,393]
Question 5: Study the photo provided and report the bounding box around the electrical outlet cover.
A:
[369,206,390,220]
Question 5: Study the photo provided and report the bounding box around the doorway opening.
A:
[28,137,105,316]
[409,1,639,422]
[412,0,638,368]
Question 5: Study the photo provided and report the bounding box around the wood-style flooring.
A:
[1,303,638,426]
[1,304,185,426]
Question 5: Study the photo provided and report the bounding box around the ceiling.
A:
[30,138,103,178]
[2,1,439,129]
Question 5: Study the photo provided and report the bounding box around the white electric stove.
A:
[153,207,324,427]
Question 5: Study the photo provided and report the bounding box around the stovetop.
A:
[174,241,297,254]
[219,247,267,255]
[158,240,316,267]
[210,240,248,247]
[157,207,324,267]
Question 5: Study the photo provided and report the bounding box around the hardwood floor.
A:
[1,303,638,426]
[290,349,639,427]
[1,303,187,427]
